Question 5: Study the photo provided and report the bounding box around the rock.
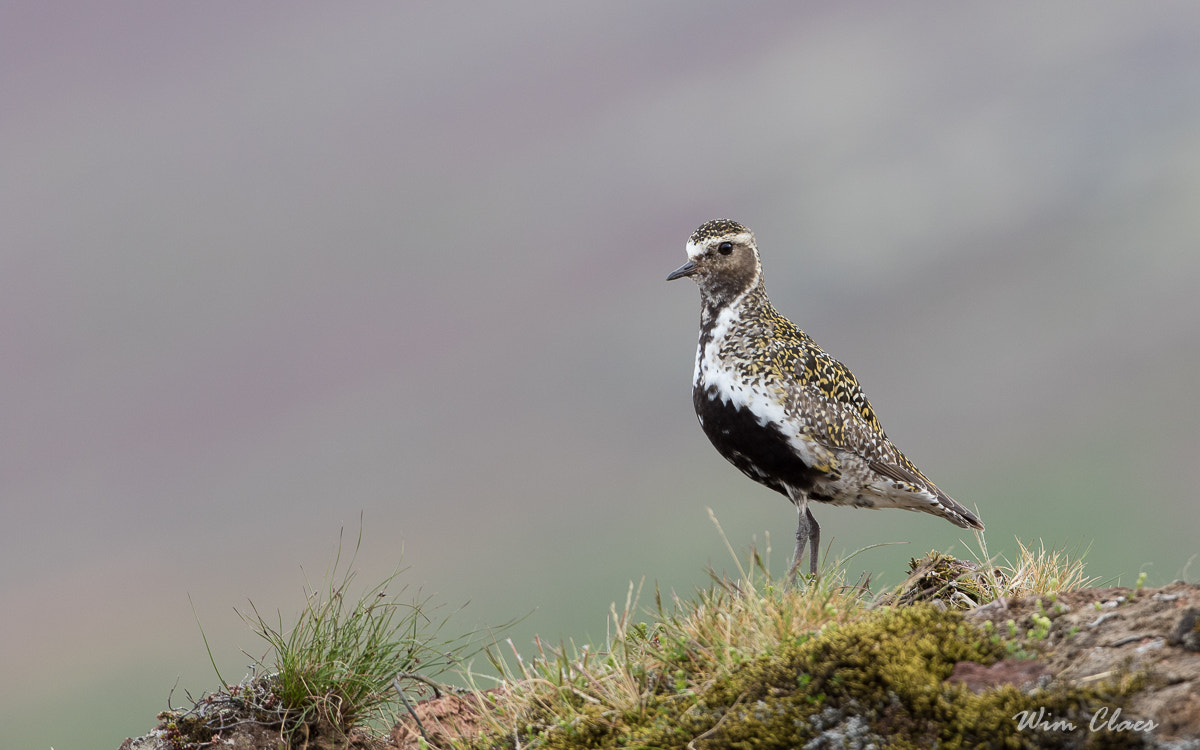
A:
[947,659,1051,693]
[1169,608,1200,652]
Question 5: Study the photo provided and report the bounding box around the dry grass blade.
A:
[888,532,1096,609]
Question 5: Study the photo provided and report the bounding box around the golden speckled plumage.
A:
[669,219,983,579]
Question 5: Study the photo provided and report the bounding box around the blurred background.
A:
[4,3,1200,747]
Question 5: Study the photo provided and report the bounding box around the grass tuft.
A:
[889,533,1096,609]
[967,533,1096,603]
[237,524,472,740]
[180,521,477,747]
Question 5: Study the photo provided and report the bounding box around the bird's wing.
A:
[763,311,984,529]
[869,459,935,495]
[765,314,886,451]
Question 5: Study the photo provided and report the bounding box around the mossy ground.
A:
[468,605,1142,749]
[452,541,1155,750]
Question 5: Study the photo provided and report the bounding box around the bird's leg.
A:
[786,490,810,582]
[787,512,808,581]
[805,505,820,577]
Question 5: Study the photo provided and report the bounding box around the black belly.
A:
[694,385,831,499]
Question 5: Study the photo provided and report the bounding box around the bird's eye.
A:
[718,241,733,255]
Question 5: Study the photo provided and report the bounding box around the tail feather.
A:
[870,458,983,530]
[936,489,985,531]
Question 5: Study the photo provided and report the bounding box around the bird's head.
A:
[667,219,762,305]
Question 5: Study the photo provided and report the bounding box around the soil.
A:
[961,580,1200,743]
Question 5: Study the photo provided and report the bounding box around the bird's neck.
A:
[693,280,777,390]
[695,281,774,387]
[699,277,769,332]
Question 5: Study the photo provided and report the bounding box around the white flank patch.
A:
[693,300,826,473]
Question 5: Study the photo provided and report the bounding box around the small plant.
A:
[183,521,476,747]
[239,526,470,740]
[1029,612,1052,641]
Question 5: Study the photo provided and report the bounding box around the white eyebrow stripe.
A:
[685,231,754,260]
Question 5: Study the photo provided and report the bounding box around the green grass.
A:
[238,531,456,736]
[181,523,479,747]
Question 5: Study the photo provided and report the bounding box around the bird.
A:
[667,219,983,579]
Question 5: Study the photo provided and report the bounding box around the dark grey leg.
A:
[806,506,820,577]
[786,491,811,581]
[787,507,809,580]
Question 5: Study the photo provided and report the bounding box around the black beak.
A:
[666,260,698,281]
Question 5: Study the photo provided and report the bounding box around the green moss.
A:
[689,606,1145,749]
[489,605,1147,750]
